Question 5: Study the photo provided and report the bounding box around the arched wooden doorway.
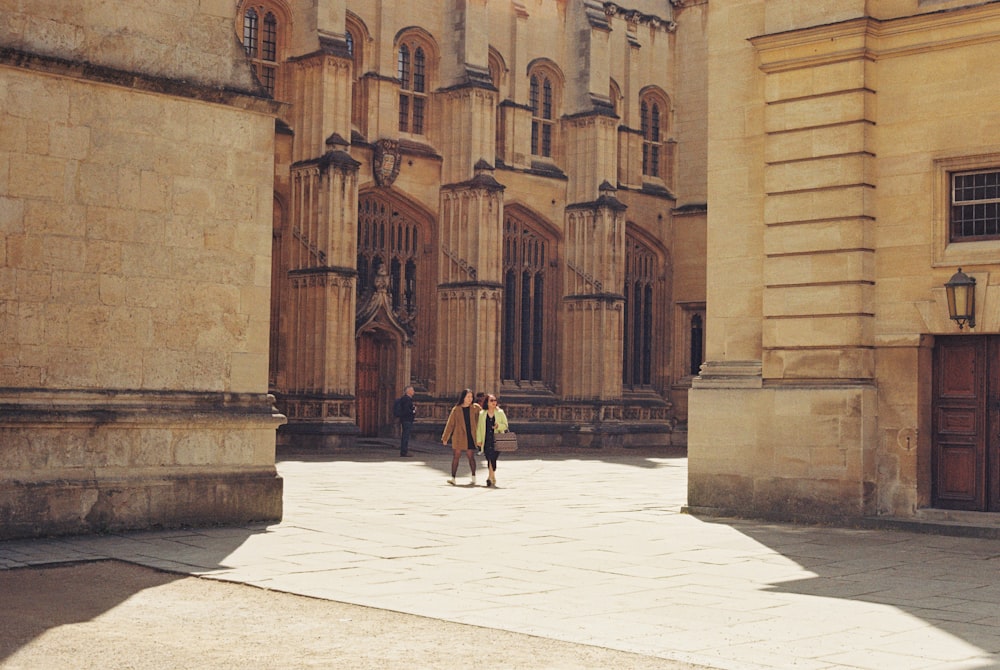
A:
[356,329,399,437]
[356,266,412,437]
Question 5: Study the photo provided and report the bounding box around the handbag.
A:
[493,431,518,452]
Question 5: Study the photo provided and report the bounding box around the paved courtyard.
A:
[2,442,1000,669]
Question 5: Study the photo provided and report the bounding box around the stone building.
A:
[0,3,285,538]
[689,0,1000,522]
[254,0,708,449]
[0,0,707,538]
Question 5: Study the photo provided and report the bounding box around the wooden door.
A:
[932,336,1000,511]
[356,334,379,437]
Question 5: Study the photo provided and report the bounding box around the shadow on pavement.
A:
[0,527,257,665]
[703,517,1000,668]
[279,439,686,471]
[0,560,181,663]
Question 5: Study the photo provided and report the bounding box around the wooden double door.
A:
[933,336,1000,511]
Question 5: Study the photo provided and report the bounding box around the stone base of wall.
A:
[276,420,361,450]
[0,390,285,540]
[688,378,878,522]
[686,473,873,524]
[0,471,282,540]
[411,422,672,449]
[277,396,676,450]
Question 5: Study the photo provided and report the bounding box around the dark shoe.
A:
[485,480,493,487]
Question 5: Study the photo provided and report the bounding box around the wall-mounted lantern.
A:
[944,268,976,330]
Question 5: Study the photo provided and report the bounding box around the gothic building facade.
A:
[246,0,708,448]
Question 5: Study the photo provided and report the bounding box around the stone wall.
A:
[0,1,285,538]
[690,0,1000,522]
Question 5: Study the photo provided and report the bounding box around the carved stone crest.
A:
[373,139,402,187]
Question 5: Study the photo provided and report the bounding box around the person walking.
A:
[475,393,509,487]
[396,385,416,457]
[441,389,480,485]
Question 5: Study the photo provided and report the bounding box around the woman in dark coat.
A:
[441,388,480,485]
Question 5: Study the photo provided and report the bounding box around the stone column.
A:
[689,4,877,520]
[436,166,505,396]
[562,182,627,401]
[278,148,361,448]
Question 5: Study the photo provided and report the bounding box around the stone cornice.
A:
[602,2,677,33]
[0,46,284,115]
[752,2,1000,73]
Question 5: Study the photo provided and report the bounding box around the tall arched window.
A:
[241,4,283,97]
[502,214,551,384]
[357,194,419,318]
[528,63,560,159]
[640,89,670,180]
[610,79,622,118]
[623,234,658,389]
[346,14,368,133]
[397,34,433,135]
[489,49,506,161]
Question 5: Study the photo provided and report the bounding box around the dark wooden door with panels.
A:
[932,336,1000,511]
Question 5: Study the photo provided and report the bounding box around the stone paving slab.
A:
[2,442,1000,669]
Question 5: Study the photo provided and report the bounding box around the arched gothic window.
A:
[502,214,551,384]
[357,194,419,318]
[489,49,506,161]
[640,99,661,177]
[610,79,622,118]
[241,4,283,97]
[528,64,560,158]
[640,89,670,180]
[346,14,368,133]
[397,34,432,135]
[623,234,658,389]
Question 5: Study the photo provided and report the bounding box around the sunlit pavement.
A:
[2,441,999,670]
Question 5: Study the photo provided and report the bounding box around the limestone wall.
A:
[0,1,284,538]
[691,0,1000,521]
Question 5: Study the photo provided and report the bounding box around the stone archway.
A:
[356,266,412,437]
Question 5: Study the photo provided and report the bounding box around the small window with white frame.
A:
[950,169,1000,242]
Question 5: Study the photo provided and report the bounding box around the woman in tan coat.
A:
[441,388,480,485]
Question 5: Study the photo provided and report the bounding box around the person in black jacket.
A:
[397,385,416,457]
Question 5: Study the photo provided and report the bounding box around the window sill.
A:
[933,239,1000,269]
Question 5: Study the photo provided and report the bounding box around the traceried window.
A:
[397,36,430,135]
[529,65,560,158]
[640,93,666,178]
[950,169,1000,241]
[241,5,282,97]
[502,215,550,384]
[357,194,419,319]
[623,234,658,389]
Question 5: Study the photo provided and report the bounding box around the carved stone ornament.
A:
[373,139,402,187]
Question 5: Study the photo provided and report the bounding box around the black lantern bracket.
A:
[944,268,977,330]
